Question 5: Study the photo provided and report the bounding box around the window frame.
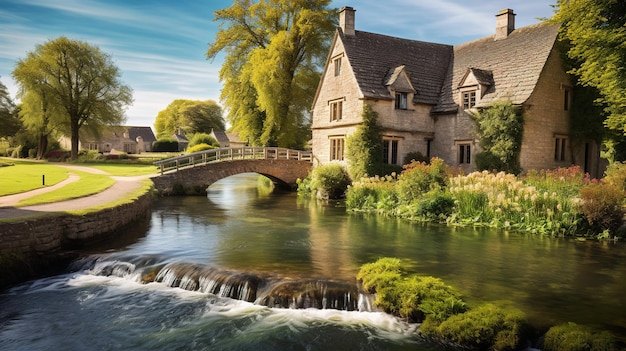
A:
[457,142,471,164]
[382,137,401,165]
[554,135,568,161]
[333,56,342,77]
[329,99,344,122]
[462,90,477,109]
[330,137,345,161]
[395,92,408,110]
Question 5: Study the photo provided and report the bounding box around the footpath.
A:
[0,164,155,220]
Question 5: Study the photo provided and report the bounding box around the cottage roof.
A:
[433,22,560,113]
[339,29,453,105]
[127,126,156,143]
[210,129,230,144]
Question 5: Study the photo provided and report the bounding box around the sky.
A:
[0,0,556,129]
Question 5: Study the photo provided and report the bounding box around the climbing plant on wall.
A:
[470,100,523,174]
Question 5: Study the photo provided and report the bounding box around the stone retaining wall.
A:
[0,191,153,289]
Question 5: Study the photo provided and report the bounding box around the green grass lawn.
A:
[0,158,69,196]
[16,170,116,206]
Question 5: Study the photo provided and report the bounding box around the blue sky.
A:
[0,0,556,128]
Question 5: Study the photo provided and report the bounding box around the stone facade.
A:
[311,7,603,177]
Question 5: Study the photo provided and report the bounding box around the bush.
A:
[403,151,429,165]
[603,162,626,194]
[152,139,179,152]
[400,189,454,222]
[45,150,70,161]
[345,177,398,213]
[397,158,448,203]
[543,322,616,351]
[434,303,526,351]
[186,143,215,154]
[580,182,624,233]
[309,164,351,199]
[188,133,219,148]
[77,150,102,161]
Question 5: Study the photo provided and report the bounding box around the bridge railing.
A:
[153,147,313,175]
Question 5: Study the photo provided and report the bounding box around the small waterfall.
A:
[75,255,376,312]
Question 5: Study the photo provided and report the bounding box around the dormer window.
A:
[395,92,408,110]
[463,91,476,109]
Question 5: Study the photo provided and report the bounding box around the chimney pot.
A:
[495,8,515,40]
[340,6,355,36]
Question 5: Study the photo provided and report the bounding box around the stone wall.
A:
[152,159,312,194]
[0,191,152,289]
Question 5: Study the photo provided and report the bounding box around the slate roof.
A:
[433,22,560,113]
[340,30,453,105]
[210,129,230,144]
[127,126,156,143]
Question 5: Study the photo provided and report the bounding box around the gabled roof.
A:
[340,30,453,105]
[459,68,494,88]
[210,129,230,144]
[127,126,156,143]
[433,22,560,113]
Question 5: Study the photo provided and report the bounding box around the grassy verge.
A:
[67,179,154,215]
[16,170,115,206]
[0,158,69,196]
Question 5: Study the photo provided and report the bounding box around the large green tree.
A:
[13,37,133,159]
[206,0,336,148]
[553,0,626,134]
[0,79,21,138]
[154,99,225,139]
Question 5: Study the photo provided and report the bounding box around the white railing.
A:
[153,147,313,175]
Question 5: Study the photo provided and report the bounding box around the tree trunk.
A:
[71,122,80,160]
[37,133,48,160]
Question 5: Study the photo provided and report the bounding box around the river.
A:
[1,173,625,350]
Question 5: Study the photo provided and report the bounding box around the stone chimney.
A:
[495,8,515,40]
[340,6,355,36]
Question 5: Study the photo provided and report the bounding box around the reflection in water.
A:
[1,173,625,350]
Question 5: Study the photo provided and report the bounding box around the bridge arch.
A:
[151,148,313,195]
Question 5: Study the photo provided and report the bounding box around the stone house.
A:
[60,126,157,154]
[209,129,247,148]
[311,7,602,177]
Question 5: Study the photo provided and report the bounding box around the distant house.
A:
[172,128,189,152]
[311,7,603,177]
[59,126,157,154]
[209,129,247,148]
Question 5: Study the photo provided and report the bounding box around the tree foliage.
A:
[207,0,336,148]
[470,100,523,174]
[346,104,384,180]
[0,79,21,138]
[553,0,626,134]
[12,37,133,159]
[154,99,224,139]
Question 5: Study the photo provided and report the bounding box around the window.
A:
[330,100,343,121]
[334,57,342,76]
[330,137,345,161]
[555,137,567,161]
[462,91,476,109]
[459,144,471,164]
[382,138,399,165]
[87,143,98,151]
[395,92,408,110]
[563,88,571,111]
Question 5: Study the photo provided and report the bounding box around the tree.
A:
[470,100,523,174]
[553,0,626,134]
[154,99,224,139]
[346,105,384,180]
[13,37,133,159]
[0,79,21,138]
[207,0,336,148]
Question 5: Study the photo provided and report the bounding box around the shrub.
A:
[77,150,102,161]
[603,162,626,194]
[45,150,70,161]
[345,105,383,180]
[188,133,219,148]
[397,158,448,203]
[543,322,616,351]
[434,303,526,351]
[401,189,454,222]
[309,164,351,199]
[580,182,624,233]
[345,174,398,213]
[186,143,215,154]
[403,151,429,165]
[152,139,179,152]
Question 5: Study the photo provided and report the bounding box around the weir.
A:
[74,255,370,312]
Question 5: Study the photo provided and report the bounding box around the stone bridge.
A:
[151,147,313,194]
